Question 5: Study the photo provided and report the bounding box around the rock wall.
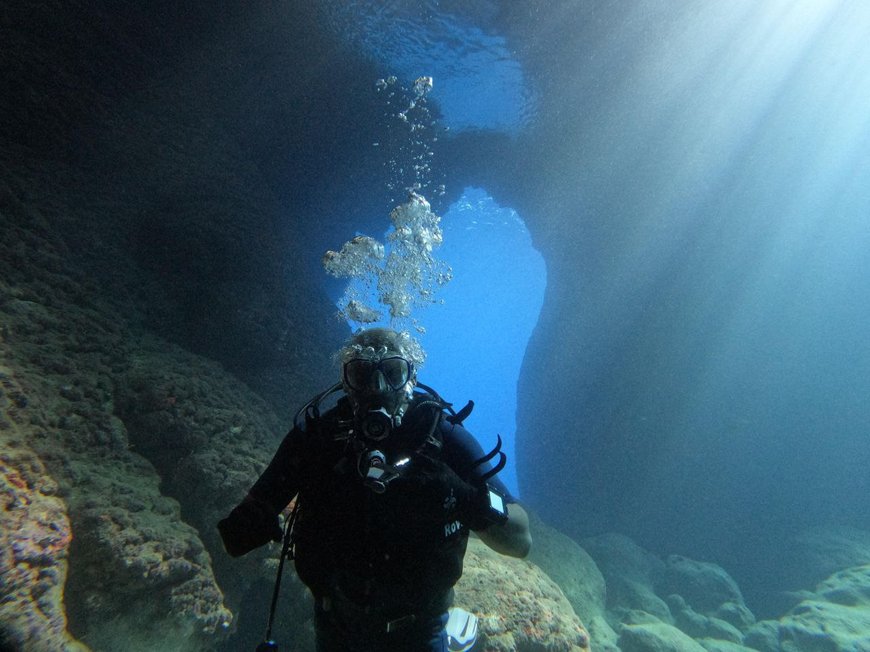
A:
[0,372,86,652]
[0,185,243,648]
[1,3,350,648]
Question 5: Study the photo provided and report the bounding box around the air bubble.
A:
[324,193,451,328]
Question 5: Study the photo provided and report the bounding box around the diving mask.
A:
[343,355,414,441]
[343,356,414,393]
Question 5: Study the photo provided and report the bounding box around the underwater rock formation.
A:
[0,131,336,650]
[746,562,870,652]
[455,538,590,652]
[0,387,86,652]
[660,556,748,619]
[528,512,619,651]
[583,533,673,624]
[0,188,237,648]
[581,533,760,652]
[542,525,870,652]
[617,614,708,652]
[772,526,870,604]
[1,4,346,646]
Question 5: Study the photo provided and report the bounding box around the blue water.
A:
[324,2,549,498]
[319,2,536,133]
[334,187,546,496]
[416,188,546,496]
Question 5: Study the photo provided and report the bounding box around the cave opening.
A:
[417,187,546,496]
[335,186,546,496]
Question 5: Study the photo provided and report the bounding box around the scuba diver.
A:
[218,327,532,651]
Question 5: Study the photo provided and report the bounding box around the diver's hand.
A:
[217,495,282,557]
[392,455,489,529]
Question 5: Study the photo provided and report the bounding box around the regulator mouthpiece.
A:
[360,407,396,440]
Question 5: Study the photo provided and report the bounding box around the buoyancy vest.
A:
[291,394,469,617]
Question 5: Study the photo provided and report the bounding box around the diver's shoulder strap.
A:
[404,391,446,456]
[413,383,475,426]
[409,383,474,456]
[293,382,343,430]
[292,383,356,445]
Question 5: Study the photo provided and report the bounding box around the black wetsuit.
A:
[228,394,512,651]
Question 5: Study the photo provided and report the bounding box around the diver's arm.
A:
[217,427,304,557]
[247,427,305,511]
[440,421,532,557]
[476,501,532,558]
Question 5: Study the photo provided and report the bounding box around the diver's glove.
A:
[395,455,493,531]
[217,494,283,557]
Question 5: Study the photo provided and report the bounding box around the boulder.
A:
[583,533,667,587]
[582,533,673,624]
[696,639,760,652]
[667,595,744,644]
[782,527,870,593]
[528,513,619,651]
[712,601,757,632]
[661,555,748,617]
[455,538,591,652]
[618,620,708,652]
[746,565,870,652]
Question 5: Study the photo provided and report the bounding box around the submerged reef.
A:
[743,530,870,652]
[528,514,619,651]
